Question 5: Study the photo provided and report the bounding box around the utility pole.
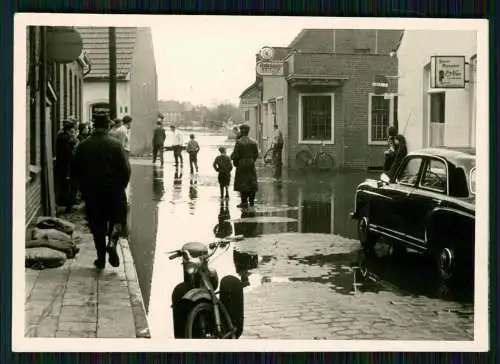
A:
[109,27,117,120]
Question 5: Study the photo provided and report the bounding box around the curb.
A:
[118,238,151,338]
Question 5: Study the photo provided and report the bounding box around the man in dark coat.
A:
[231,124,259,209]
[71,113,131,269]
[152,120,166,166]
[55,119,78,212]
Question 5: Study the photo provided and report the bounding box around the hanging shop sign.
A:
[256,61,284,76]
[47,27,83,64]
[430,56,466,88]
[372,74,389,95]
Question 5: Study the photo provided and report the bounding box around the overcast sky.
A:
[150,16,342,106]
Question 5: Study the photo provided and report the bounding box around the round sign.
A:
[259,46,275,60]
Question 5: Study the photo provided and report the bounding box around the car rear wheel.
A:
[357,213,378,251]
[433,241,457,281]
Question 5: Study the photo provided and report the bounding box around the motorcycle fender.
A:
[181,288,212,303]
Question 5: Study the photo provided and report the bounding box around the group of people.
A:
[54,113,133,270]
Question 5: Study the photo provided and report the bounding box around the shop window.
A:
[124,106,128,113]
[368,94,398,144]
[69,69,73,116]
[74,74,77,119]
[244,110,250,121]
[63,64,67,118]
[299,93,334,143]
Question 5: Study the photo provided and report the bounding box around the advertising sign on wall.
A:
[430,56,466,88]
[256,61,283,76]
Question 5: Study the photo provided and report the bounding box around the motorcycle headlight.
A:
[184,262,197,275]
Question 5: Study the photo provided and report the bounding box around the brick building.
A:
[77,27,158,155]
[242,29,403,169]
[26,26,89,225]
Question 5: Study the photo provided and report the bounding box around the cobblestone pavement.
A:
[24,209,149,338]
[233,233,474,340]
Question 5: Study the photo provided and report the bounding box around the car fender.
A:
[181,288,212,303]
[425,207,474,246]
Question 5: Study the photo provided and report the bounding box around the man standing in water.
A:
[152,120,166,166]
[72,113,130,269]
[231,124,259,210]
[170,125,184,167]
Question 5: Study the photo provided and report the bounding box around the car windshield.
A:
[469,167,476,194]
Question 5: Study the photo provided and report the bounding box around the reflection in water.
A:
[152,166,165,201]
[172,166,183,202]
[188,174,198,214]
[213,200,233,238]
[357,248,474,303]
[234,210,259,238]
[233,250,259,287]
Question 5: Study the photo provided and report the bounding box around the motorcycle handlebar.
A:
[168,251,182,260]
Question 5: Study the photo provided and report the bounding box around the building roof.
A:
[239,80,261,98]
[76,27,137,80]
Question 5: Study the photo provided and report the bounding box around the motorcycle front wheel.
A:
[184,301,221,339]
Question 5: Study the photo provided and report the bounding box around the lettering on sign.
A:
[430,56,466,88]
[256,61,283,76]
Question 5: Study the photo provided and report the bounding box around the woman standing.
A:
[231,124,259,209]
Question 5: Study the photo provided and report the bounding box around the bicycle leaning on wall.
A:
[295,139,334,171]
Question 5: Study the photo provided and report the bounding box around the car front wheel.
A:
[357,213,378,251]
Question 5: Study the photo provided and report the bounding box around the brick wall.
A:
[287,53,398,169]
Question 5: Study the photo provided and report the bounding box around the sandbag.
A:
[25,247,67,269]
[26,238,79,259]
[35,216,75,236]
[31,228,71,243]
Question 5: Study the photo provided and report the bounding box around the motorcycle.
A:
[169,235,245,339]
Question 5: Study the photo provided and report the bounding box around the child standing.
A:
[186,133,200,174]
[213,146,233,199]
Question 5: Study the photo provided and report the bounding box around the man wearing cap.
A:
[72,113,131,269]
[55,118,79,213]
[231,123,259,209]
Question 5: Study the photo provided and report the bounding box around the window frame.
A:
[418,157,449,195]
[298,92,335,145]
[395,156,425,187]
[367,93,397,145]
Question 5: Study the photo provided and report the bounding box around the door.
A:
[405,157,448,246]
[376,156,424,241]
[276,98,286,166]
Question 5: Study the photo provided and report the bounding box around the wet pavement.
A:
[127,130,474,340]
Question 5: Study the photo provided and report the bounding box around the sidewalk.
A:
[24,208,150,338]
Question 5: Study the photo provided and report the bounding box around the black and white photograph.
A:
[13,14,489,352]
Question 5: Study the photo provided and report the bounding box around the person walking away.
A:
[55,119,79,213]
[71,113,130,269]
[388,134,408,179]
[77,122,90,143]
[272,124,284,167]
[170,125,184,167]
[152,120,166,166]
[383,126,398,173]
[186,133,200,174]
[231,124,259,209]
[213,146,233,199]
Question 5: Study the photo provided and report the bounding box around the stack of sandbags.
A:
[25,217,81,270]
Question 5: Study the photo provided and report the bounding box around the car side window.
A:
[420,158,447,193]
[396,157,423,185]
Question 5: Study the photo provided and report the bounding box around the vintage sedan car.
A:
[350,147,476,281]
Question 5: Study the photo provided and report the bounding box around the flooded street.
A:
[128,130,474,340]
